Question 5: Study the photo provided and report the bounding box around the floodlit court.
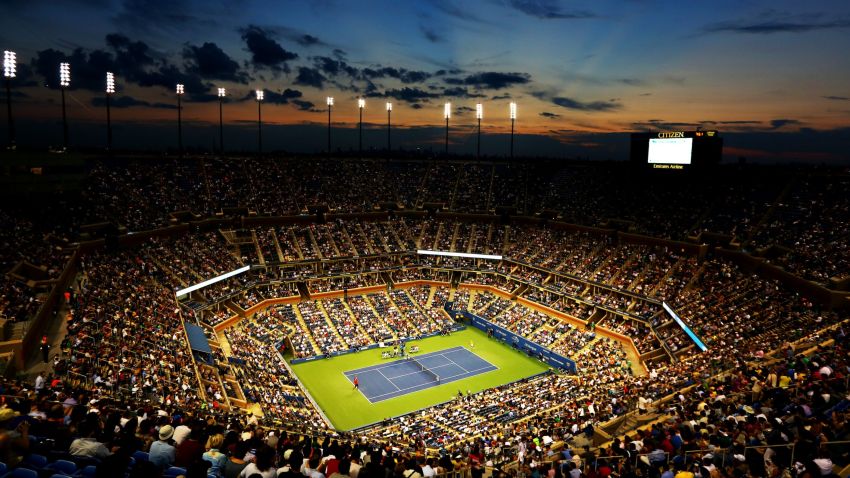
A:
[343,346,498,403]
[290,327,550,430]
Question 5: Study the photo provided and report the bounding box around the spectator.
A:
[149,424,176,470]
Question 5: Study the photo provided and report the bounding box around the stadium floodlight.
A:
[256,89,263,155]
[386,102,392,151]
[105,72,115,152]
[509,101,517,159]
[326,96,333,154]
[476,103,483,158]
[176,83,184,158]
[444,102,451,154]
[3,51,16,149]
[59,63,70,150]
[105,72,115,94]
[217,87,226,154]
[3,51,15,78]
[356,98,366,155]
[59,62,70,87]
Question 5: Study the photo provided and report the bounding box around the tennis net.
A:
[408,356,440,383]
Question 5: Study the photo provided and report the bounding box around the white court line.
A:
[346,346,466,376]
[438,352,470,373]
[368,364,497,401]
[377,368,402,391]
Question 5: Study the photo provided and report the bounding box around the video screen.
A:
[647,137,693,165]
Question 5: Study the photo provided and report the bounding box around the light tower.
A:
[59,62,70,150]
[256,89,264,155]
[326,96,333,154]
[3,50,15,149]
[358,98,365,156]
[105,72,115,152]
[217,87,225,154]
[509,102,517,159]
[176,83,184,158]
[476,103,483,158]
[443,102,451,155]
[386,102,392,151]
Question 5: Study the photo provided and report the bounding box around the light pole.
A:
[358,98,365,156]
[256,89,263,155]
[326,96,333,154]
[59,62,70,151]
[105,72,114,152]
[386,102,392,152]
[217,87,225,154]
[443,102,451,155]
[176,83,184,158]
[509,102,517,159]
[3,50,15,150]
[476,103,483,158]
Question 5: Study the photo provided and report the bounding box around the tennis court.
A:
[344,346,497,403]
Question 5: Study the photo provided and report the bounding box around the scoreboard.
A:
[630,130,722,170]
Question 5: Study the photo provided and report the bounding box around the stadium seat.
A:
[164,467,187,478]
[131,451,149,462]
[48,475,73,478]
[1,469,38,478]
[45,460,77,475]
[21,454,47,470]
[0,465,5,476]
[73,465,96,478]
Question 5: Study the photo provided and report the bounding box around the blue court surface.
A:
[344,346,498,403]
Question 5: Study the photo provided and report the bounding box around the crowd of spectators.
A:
[1,156,849,478]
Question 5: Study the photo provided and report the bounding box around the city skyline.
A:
[2,0,850,161]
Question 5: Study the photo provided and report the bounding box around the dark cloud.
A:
[32,48,111,91]
[770,118,802,129]
[823,95,849,101]
[105,33,155,81]
[240,26,299,71]
[454,106,475,115]
[420,25,444,43]
[445,72,531,89]
[506,0,595,19]
[491,93,512,100]
[300,34,322,46]
[313,56,359,77]
[294,67,326,88]
[183,42,246,83]
[135,64,213,102]
[240,88,304,105]
[292,99,319,112]
[91,95,176,109]
[434,69,463,76]
[539,112,561,119]
[552,96,622,112]
[375,87,440,103]
[442,87,486,98]
[271,26,328,47]
[31,34,220,101]
[361,67,432,84]
[702,14,850,35]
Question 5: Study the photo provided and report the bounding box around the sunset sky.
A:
[2,0,850,160]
